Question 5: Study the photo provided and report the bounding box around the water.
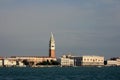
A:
[0,67,120,80]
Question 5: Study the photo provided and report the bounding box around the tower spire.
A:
[50,32,54,42]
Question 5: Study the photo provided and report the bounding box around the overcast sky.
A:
[0,0,120,59]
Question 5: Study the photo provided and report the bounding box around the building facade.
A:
[106,58,120,66]
[60,55,74,67]
[3,58,17,67]
[73,57,82,66]
[60,55,104,66]
[81,56,104,66]
[10,56,56,65]
[0,59,3,66]
[0,57,3,66]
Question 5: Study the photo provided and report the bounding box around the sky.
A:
[0,0,120,59]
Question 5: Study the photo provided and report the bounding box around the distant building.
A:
[60,55,104,66]
[81,55,104,66]
[73,56,82,66]
[106,57,120,66]
[60,55,74,67]
[0,57,3,66]
[3,58,17,67]
[10,56,56,65]
[0,59,3,66]
[18,61,25,67]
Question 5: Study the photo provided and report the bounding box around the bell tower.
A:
[49,32,55,57]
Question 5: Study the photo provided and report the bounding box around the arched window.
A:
[87,59,89,61]
[84,59,86,61]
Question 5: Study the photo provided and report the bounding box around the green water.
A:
[0,67,120,80]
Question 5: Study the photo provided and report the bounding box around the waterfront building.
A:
[0,57,3,66]
[106,57,120,66]
[73,57,82,66]
[10,56,56,65]
[81,55,104,66]
[3,58,17,67]
[60,55,74,67]
[60,55,104,66]
[0,59,3,66]
[18,61,24,67]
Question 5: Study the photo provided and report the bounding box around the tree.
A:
[36,60,60,65]
[29,61,34,66]
[16,60,19,65]
[22,59,29,65]
[51,60,60,65]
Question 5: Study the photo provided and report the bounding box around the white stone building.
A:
[0,59,3,66]
[18,61,25,67]
[81,55,104,66]
[3,58,17,67]
[60,55,104,66]
[107,58,120,66]
[60,55,74,67]
[0,57,3,66]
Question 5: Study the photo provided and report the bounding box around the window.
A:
[90,59,92,61]
[84,59,86,61]
[87,59,89,61]
[96,59,97,61]
[52,46,54,47]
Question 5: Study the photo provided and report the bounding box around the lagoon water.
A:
[0,67,120,80]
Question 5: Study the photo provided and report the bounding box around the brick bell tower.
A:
[49,32,55,58]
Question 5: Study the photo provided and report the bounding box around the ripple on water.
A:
[0,67,120,80]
